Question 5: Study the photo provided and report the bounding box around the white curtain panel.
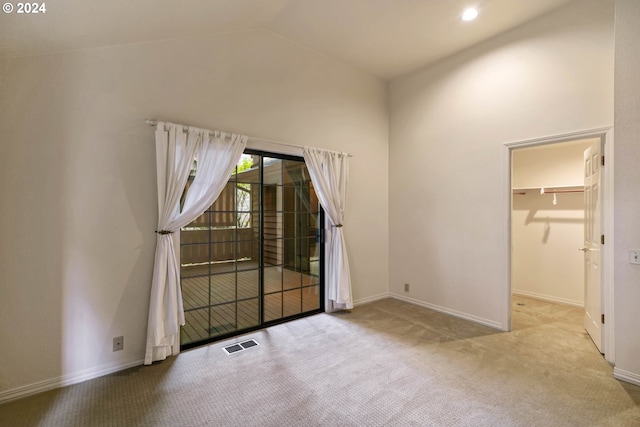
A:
[302,147,353,312]
[145,122,247,365]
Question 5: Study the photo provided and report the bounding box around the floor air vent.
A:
[223,339,259,355]
[240,339,259,349]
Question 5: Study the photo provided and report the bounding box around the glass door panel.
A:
[180,152,323,349]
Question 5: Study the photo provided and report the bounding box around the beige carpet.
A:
[1,296,639,426]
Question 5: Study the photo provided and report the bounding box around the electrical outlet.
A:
[113,336,124,352]
[630,250,640,265]
[404,283,410,292]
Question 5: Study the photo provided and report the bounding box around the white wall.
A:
[389,0,613,329]
[512,191,584,305]
[512,140,595,189]
[613,0,640,385]
[512,141,592,306]
[0,29,389,396]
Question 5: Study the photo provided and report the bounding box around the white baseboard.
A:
[389,293,503,330]
[0,358,144,404]
[513,290,583,308]
[613,367,640,387]
[353,292,390,306]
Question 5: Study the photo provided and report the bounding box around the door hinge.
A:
[601,155,605,166]
[601,314,605,324]
[601,235,605,245]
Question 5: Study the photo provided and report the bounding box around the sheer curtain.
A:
[145,122,247,365]
[302,147,353,312]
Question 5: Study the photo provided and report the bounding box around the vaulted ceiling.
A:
[0,0,574,79]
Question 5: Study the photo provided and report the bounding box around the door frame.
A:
[504,126,614,363]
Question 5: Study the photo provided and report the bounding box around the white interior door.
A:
[582,140,603,353]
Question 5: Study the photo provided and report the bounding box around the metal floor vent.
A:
[223,339,259,355]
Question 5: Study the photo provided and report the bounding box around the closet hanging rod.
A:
[543,189,584,194]
[143,119,353,157]
[512,189,584,194]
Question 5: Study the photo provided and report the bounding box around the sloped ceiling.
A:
[0,0,574,79]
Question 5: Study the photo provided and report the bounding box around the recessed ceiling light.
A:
[462,8,479,22]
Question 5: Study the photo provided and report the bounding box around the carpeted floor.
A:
[1,296,639,426]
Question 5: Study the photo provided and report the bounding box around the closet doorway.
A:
[179,151,324,349]
[507,128,612,359]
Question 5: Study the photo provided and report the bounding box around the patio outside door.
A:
[179,152,323,349]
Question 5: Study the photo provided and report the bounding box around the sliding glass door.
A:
[180,151,323,348]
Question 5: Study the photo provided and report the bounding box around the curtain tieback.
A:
[155,230,174,235]
[332,224,343,228]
